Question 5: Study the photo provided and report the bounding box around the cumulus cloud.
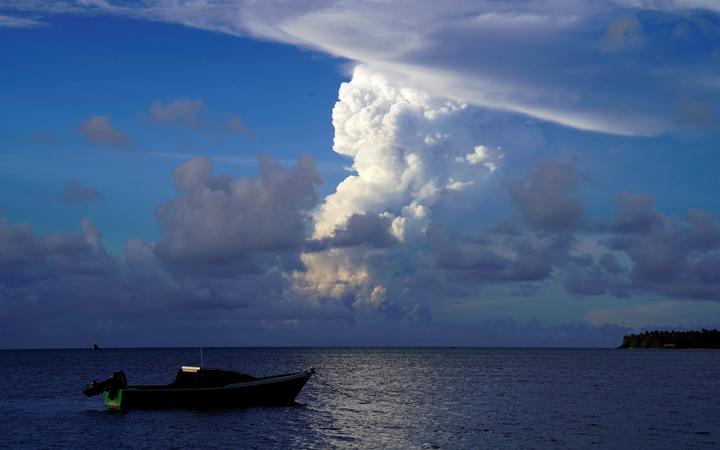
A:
[0,217,112,292]
[0,215,274,346]
[507,160,585,232]
[147,98,205,128]
[155,154,321,275]
[288,64,718,326]
[3,153,719,347]
[564,252,629,297]
[4,0,720,346]
[290,66,513,320]
[422,159,720,304]
[559,194,720,301]
[0,155,339,347]
[455,145,502,174]
[429,222,574,284]
[611,192,661,233]
[291,247,430,323]
[60,179,103,205]
[607,201,720,300]
[79,115,130,148]
[145,99,253,136]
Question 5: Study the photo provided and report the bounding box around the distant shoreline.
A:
[619,329,720,349]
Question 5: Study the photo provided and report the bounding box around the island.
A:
[619,329,720,349]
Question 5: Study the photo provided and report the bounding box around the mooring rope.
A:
[312,371,374,404]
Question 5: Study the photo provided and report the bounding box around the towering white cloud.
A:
[295,66,504,320]
[314,65,501,242]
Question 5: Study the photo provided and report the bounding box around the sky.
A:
[1,0,720,348]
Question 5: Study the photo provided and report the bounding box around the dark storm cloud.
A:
[60,180,103,205]
[506,160,585,232]
[155,154,321,275]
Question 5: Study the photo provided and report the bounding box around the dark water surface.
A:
[1,348,719,449]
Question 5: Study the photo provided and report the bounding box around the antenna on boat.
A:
[200,346,203,367]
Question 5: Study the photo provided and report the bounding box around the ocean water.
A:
[1,348,718,449]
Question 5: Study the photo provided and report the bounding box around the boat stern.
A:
[103,389,124,409]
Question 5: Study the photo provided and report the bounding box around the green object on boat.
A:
[104,389,123,409]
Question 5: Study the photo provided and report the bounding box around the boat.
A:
[83,366,315,409]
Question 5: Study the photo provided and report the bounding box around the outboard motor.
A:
[83,371,127,397]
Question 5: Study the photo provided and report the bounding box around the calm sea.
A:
[1,348,718,449]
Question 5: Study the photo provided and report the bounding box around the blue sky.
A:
[1,1,720,348]
[1,15,348,251]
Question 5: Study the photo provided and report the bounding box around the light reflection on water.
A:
[1,348,719,448]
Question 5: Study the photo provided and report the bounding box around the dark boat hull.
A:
[104,370,313,410]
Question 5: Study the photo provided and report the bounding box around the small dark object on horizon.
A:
[92,344,100,351]
[619,329,720,349]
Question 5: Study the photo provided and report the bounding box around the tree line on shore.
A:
[619,329,720,349]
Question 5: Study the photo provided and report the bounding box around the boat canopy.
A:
[166,368,258,389]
